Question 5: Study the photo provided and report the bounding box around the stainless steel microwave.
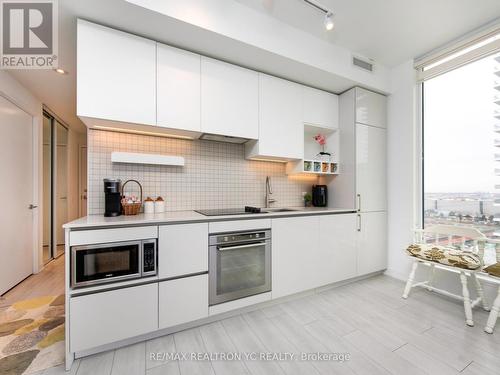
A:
[71,239,157,288]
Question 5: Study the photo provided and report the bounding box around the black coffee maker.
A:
[104,179,122,217]
[312,185,328,207]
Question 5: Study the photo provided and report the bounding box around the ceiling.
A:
[234,0,500,67]
[8,0,500,134]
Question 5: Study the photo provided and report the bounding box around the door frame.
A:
[0,91,41,275]
[44,108,70,260]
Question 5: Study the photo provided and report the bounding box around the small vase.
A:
[316,151,331,162]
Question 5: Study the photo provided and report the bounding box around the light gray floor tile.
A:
[76,351,114,375]
[146,334,176,370]
[47,275,500,375]
[173,328,215,375]
[111,342,146,375]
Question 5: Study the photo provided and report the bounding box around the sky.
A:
[424,52,499,193]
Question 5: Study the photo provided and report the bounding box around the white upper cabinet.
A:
[302,86,338,129]
[246,74,303,161]
[356,123,387,212]
[157,44,201,132]
[355,87,387,128]
[77,20,156,126]
[201,57,259,139]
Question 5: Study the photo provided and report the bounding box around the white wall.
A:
[125,0,390,93]
[0,71,86,272]
[386,60,418,281]
[68,129,87,222]
[0,71,43,272]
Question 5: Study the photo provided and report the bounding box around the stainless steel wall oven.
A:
[209,230,271,305]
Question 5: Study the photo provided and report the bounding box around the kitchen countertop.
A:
[63,207,356,230]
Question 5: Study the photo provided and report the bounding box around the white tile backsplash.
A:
[87,130,318,215]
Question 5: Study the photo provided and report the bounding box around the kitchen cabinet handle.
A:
[357,214,361,232]
[357,194,361,212]
[217,242,266,251]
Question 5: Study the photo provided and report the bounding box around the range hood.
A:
[199,133,249,144]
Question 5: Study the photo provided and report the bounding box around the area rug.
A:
[0,295,65,375]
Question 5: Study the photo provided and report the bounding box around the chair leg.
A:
[402,261,418,299]
[472,273,490,311]
[485,286,500,334]
[459,272,474,327]
[427,264,435,291]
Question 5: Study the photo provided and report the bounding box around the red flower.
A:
[313,134,326,146]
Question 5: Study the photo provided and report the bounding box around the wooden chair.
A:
[479,241,500,334]
[402,225,490,327]
[484,278,500,333]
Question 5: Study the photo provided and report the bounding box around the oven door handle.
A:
[217,242,266,251]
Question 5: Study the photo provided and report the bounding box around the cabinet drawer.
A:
[159,275,208,329]
[70,284,158,352]
[209,219,271,234]
[70,226,158,246]
[159,223,208,278]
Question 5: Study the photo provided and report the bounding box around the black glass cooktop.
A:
[195,207,263,216]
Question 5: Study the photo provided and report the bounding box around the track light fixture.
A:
[303,0,335,31]
[324,11,334,31]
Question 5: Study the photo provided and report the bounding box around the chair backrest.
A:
[415,225,500,266]
[422,225,486,240]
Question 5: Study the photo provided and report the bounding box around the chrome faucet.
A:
[265,176,276,208]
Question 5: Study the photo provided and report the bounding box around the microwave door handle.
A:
[217,242,266,251]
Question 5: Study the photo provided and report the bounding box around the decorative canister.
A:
[155,197,165,213]
[144,197,155,214]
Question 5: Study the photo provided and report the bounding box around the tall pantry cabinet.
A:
[330,87,387,276]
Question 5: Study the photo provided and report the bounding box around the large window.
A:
[423,50,500,237]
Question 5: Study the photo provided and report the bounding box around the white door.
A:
[77,20,156,126]
[357,211,387,276]
[0,96,34,295]
[201,57,259,139]
[318,214,357,285]
[252,74,303,160]
[272,216,319,298]
[157,43,201,132]
[356,124,387,212]
[302,86,339,129]
[79,146,87,217]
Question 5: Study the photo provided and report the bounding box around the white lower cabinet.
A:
[70,284,158,352]
[273,214,366,300]
[318,214,357,284]
[272,216,320,299]
[357,211,387,276]
[158,223,208,279]
[159,274,208,329]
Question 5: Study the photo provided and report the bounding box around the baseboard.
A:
[384,268,408,281]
